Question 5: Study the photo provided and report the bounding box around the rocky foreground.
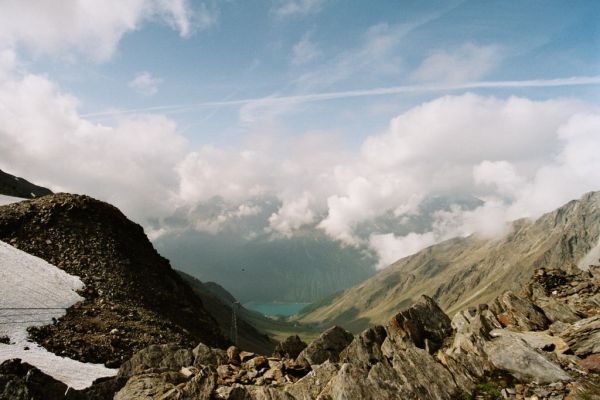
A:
[2,262,600,399]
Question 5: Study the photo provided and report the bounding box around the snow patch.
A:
[0,240,116,389]
[0,194,23,206]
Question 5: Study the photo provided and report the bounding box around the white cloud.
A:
[369,232,436,269]
[268,192,315,237]
[412,43,500,83]
[272,0,326,17]
[291,33,321,65]
[0,0,214,61]
[129,71,162,95]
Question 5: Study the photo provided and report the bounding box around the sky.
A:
[0,0,599,268]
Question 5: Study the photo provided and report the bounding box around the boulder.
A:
[490,291,550,331]
[272,335,307,360]
[286,360,339,399]
[559,316,600,356]
[118,343,194,378]
[114,370,186,399]
[483,334,571,384]
[339,325,387,369]
[227,346,241,365]
[0,359,68,400]
[296,326,353,367]
[193,342,228,366]
[386,295,453,354]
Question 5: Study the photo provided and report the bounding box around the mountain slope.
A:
[0,169,52,199]
[0,193,228,367]
[296,191,600,332]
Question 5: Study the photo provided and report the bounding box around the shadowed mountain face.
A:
[0,169,52,199]
[296,192,600,332]
[0,193,229,366]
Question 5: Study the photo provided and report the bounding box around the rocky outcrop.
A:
[295,326,353,367]
[0,193,228,367]
[560,316,600,356]
[272,335,307,360]
[118,344,194,378]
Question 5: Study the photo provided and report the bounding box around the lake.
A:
[244,302,310,317]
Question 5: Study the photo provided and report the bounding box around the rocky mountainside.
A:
[0,169,52,199]
[177,271,275,355]
[296,191,600,332]
[0,193,229,367]
[7,260,597,399]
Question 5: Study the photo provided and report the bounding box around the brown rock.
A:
[578,354,600,373]
[227,346,241,365]
[272,335,307,360]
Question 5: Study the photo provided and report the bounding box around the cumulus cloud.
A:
[129,71,162,95]
[411,43,500,83]
[369,232,436,269]
[0,0,214,61]
[268,192,315,237]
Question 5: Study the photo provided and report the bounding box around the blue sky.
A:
[0,0,599,266]
[27,0,600,148]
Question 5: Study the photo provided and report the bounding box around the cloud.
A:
[369,232,436,269]
[411,43,500,83]
[268,192,315,237]
[272,0,326,17]
[129,71,162,95]
[0,0,214,61]
[291,33,321,65]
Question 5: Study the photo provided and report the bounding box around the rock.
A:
[287,360,339,400]
[245,355,268,370]
[227,346,241,365]
[386,295,453,354]
[316,362,400,400]
[0,359,68,400]
[578,354,600,373]
[193,342,228,366]
[483,334,572,384]
[245,386,295,399]
[491,291,550,331]
[296,326,353,367]
[489,329,569,354]
[113,370,185,399]
[118,343,194,378]
[559,316,600,356]
[272,335,307,360]
[239,351,255,363]
[339,325,387,369]
[534,297,581,324]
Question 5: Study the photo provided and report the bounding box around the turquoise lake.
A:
[244,302,310,317]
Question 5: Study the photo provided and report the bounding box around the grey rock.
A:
[114,370,186,399]
[287,360,339,400]
[296,326,353,367]
[339,325,387,369]
[559,316,600,356]
[492,291,550,331]
[386,295,453,354]
[272,335,307,360]
[483,334,571,383]
[118,343,194,378]
[534,297,580,323]
[193,342,228,366]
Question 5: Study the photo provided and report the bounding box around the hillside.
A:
[0,169,52,199]
[296,191,600,332]
[0,193,229,367]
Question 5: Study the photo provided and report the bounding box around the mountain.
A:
[295,191,600,332]
[176,271,275,355]
[156,230,377,303]
[0,193,229,367]
[0,169,52,199]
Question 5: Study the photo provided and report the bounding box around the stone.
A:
[488,329,569,354]
[339,325,387,369]
[272,335,307,360]
[239,351,255,362]
[559,316,600,356]
[287,360,339,400]
[118,343,194,378]
[386,295,453,354]
[227,346,241,365]
[114,370,185,399]
[578,354,600,373]
[0,359,69,400]
[491,291,550,331]
[296,326,353,367]
[245,355,268,370]
[193,342,228,366]
[483,334,571,384]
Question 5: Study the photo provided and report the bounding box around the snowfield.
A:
[0,240,116,389]
[0,194,23,206]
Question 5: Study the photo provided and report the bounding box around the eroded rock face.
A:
[490,291,550,331]
[386,295,453,354]
[117,343,194,378]
[296,326,353,367]
[272,335,307,360]
[339,325,387,369]
[559,316,600,356]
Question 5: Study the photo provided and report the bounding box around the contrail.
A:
[82,75,600,118]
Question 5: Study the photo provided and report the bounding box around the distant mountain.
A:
[0,169,52,198]
[155,194,483,304]
[0,193,229,367]
[296,191,600,332]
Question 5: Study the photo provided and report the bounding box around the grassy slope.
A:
[295,192,600,333]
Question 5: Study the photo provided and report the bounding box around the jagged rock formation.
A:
[0,193,228,367]
[0,169,52,199]
[91,263,600,399]
[297,191,600,332]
